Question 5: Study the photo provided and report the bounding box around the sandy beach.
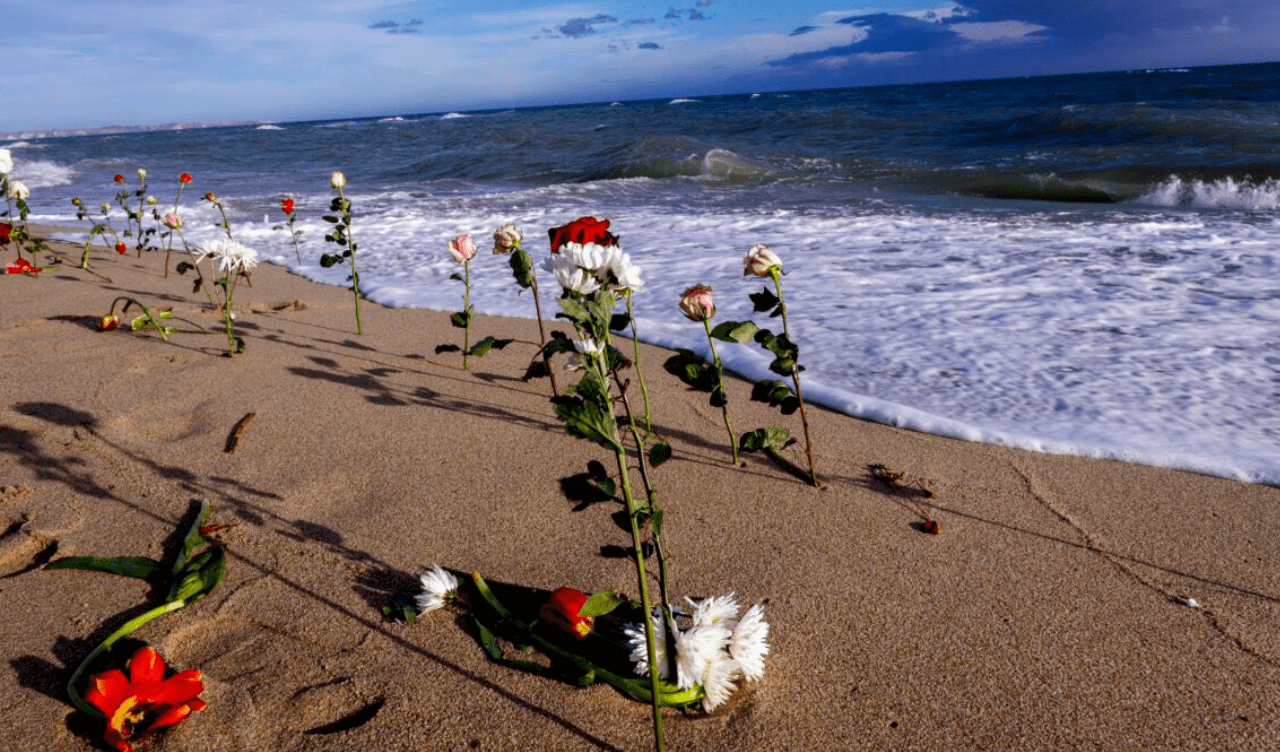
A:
[3,231,1280,751]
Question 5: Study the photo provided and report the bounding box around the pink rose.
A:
[448,234,477,263]
[743,244,782,277]
[679,284,716,321]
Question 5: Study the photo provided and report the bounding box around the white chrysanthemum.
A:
[197,238,259,275]
[624,611,671,680]
[700,655,742,712]
[415,566,459,615]
[0,148,12,175]
[674,622,732,690]
[552,264,602,296]
[688,593,739,629]
[8,180,30,200]
[728,603,770,682]
[603,251,644,295]
[558,241,614,273]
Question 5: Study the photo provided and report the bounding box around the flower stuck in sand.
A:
[162,212,182,230]
[7,180,30,200]
[678,284,715,322]
[448,233,477,264]
[0,148,12,175]
[280,198,294,216]
[492,223,522,254]
[548,216,618,253]
[85,646,207,752]
[416,566,459,615]
[540,587,596,640]
[0,222,10,245]
[179,172,193,185]
[330,171,346,189]
[194,238,258,276]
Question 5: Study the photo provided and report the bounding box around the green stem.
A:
[66,599,188,717]
[626,297,653,436]
[462,258,472,370]
[529,274,558,396]
[702,318,739,466]
[337,186,363,336]
[771,270,819,487]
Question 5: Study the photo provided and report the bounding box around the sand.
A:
[3,231,1280,751]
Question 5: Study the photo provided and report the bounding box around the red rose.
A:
[204,192,216,201]
[547,216,618,253]
[5,258,39,274]
[115,241,128,255]
[922,520,939,535]
[281,198,294,215]
[179,172,193,184]
[0,222,11,245]
[113,174,124,183]
[539,587,595,640]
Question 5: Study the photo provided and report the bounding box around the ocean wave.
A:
[1133,175,1280,210]
[440,113,470,120]
[256,124,283,130]
[668,98,699,105]
[10,158,75,188]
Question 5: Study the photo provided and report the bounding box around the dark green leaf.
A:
[45,556,161,580]
[648,441,672,468]
[609,313,631,332]
[449,272,463,282]
[509,249,534,289]
[450,310,471,328]
[475,617,505,661]
[710,320,758,344]
[580,590,625,617]
[749,287,780,314]
[319,254,339,268]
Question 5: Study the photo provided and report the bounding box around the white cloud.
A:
[949,20,1048,43]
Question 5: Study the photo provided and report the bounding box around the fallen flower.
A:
[416,566,459,615]
[98,315,120,331]
[85,646,207,752]
[6,258,40,274]
[540,587,595,640]
[922,519,939,535]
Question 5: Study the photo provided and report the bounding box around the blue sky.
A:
[4,1,1280,131]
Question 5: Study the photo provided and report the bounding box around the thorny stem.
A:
[702,318,740,466]
[770,269,820,487]
[336,185,363,335]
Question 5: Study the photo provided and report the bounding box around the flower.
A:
[330,171,346,189]
[195,238,259,275]
[6,258,39,274]
[0,148,12,174]
[743,245,782,277]
[280,198,294,215]
[114,174,124,183]
[539,587,595,640]
[115,242,128,255]
[688,593,739,628]
[728,604,769,682]
[602,250,644,295]
[415,566,459,614]
[699,654,741,712]
[84,646,207,752]
[492,223,522,254]
[548,216,618,253]
[565,337,603,371]
[0,222,10,245]
[179,172,193,184]
[98,315,121,331]
[448,234,476,264]
[136,168,147,180]
[162,212,182,230]
[625,611,670,679]
[7,180,30,200]
[674,620,733,691]
[203,192,216,202]
[146,196,158,206]
[101,203,111,213]
[679,284,715,321]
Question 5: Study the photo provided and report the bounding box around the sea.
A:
[5,61,1280,485]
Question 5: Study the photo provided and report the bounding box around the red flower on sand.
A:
[0,222,11,245]
[85,646,207,752]
[115,242,128,255]
[539,587,595,640]
[179,172,193,185]
[280,198,294,215]
[547,216,618,253]
[6,258,40,274]
[98,315,120,331]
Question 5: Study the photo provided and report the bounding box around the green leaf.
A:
[468,337,514,357]
[663,350,717,393]
[648,441,672,468]
[749,287,780,314]
[450,310,471,328]
[319,254,339,268]
[579,590,626,617]
[710,320,758,344]
[509,249,534,289]
[476,617,505,661]
[449,272,463,282]
[609,313,631,332]
[45,556,162,580]
[739,426,791,452]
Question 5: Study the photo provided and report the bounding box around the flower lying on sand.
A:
[539,587,595,640]
[6,258,40,274]
[85,646,207,752]
[416,566,459,615]
[624,595,769,712]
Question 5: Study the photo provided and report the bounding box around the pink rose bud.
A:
[163,212,182,230]
[679,284,716,322]
[492,224,522,254]
[743,244,783,277]
[448,234,477,263]
[539,587,595,640]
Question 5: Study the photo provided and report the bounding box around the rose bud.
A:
[679,284,716,322]
[204,192,216,201]
[137,168,147,180]
[540,587,595,640]
[115,242,128,255]
[330,171,346,189]
[281,198,294,215]
[113,174,124,183]
[492,223,522,254]
[448,234,477,263]
[98,315,120,331]
[922,520,939,535]
[179,172,193,184]
[163,212,182,230]
[743,244,783,277]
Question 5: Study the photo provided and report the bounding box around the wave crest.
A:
[1133,175,1280,210]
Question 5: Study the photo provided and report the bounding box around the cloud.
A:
[368,18,423,34]
[558,14,618,38]
[638,41,662,49]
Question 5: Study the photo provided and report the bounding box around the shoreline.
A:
[4,235,1280,750]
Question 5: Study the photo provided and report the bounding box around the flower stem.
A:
[462,258,472,371]
[626,297,654,436]
[337,186,363,336]
[66,599,188,717]
[529,275,558,397]
[771,270,819,487]
[702,318,739,466]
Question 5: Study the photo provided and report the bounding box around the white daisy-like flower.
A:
[674,621,732,690]
[699,655,742,712]
[624,611,671,680]
[728,603,770,682]
[688,593,739,629]
[558,241,614,273]
[196,238,259,275]
[415,565,459,615]
[553,265,602,296]
[0,148,12,175]
[602,250,644,295]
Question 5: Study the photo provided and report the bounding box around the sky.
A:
[4,0,1280,132]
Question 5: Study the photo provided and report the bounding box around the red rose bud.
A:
[922,520,939,535]
[98,315,120,331]
[0,222,11,244]
[113,174,124,183]
[281,198,294,215]
[179,172,193,184]
[547,216,618,253]
[204,192,216,201]
[540,587,595,640]
[115,241,128,255]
